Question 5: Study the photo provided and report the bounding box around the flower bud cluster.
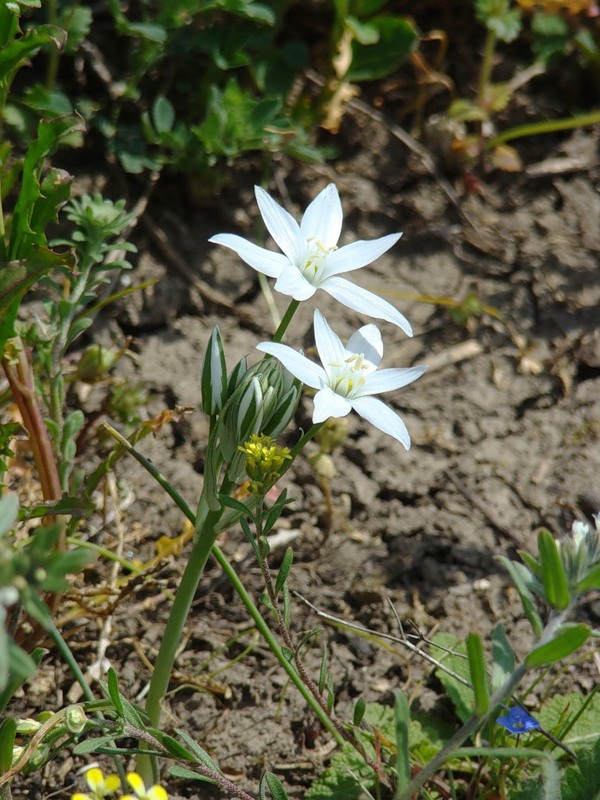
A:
[557,514,600,593]
[200,325,301,486]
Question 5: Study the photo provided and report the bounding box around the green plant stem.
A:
[142,503,224,730]
[487,108,600,148]
[477,28,496,112]
[272,299,299,343]
[45,0,59,90]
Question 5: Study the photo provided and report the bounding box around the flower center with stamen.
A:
[327,352,369,397]
[302,237,337,283]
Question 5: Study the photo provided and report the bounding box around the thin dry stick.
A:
[294,591,471,688]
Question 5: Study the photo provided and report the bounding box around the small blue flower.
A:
[497,706,541,734]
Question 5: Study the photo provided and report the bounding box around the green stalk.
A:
[477,28,497,113]
[272,299,300,343]
[487,108,600,149]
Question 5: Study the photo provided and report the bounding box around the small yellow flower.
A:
[71,767,121,800]
[121,772,169,800]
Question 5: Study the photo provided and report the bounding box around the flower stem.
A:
[272,299,299,343]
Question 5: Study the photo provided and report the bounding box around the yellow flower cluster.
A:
[238,433,291,494]
[72,769,168,800]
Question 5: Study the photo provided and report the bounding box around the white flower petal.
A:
[361,366,427,396]
[300,184,343,249]
[313,309,346,370]
[255,186,301,264]
[274,266,316,300]
[256,342,325,389]
[352,396,411,449]
[313,386,352,423]
[323,233,402,277]
[323,277,413,335]
[209,234,287,278]
[346,323,383,369]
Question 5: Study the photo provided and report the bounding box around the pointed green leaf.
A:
[575,564,600,594]
[106,667,124,717]
[538,529,570,611]
[352,697,366,727]
[0,716,17,774]
[467,632,489,715]
[168,764,217,784]
[265,772,288,800]
[175,728,223,775]
[498,556,543,637]
[491,624,515,692]
[275,547,294,596]
[318,645,328,694]
[526,624,590,668]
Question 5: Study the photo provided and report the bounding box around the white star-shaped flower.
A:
[209,183,412,334]
[257,310,426,449]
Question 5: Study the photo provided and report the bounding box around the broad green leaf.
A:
[0,246,76,327]
[152,95,175,135]
[0,25,66,91]
[346,16,417,82]
[265,772,288,800]
[467,632,489,716]
[432,632,473,723]
[526,624,590,668]
[538,691,600,750]
[561,738,600,800]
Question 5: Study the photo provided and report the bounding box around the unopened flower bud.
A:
[65,705,87,734]
[226,356,249,400]
[201,326,228,416]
